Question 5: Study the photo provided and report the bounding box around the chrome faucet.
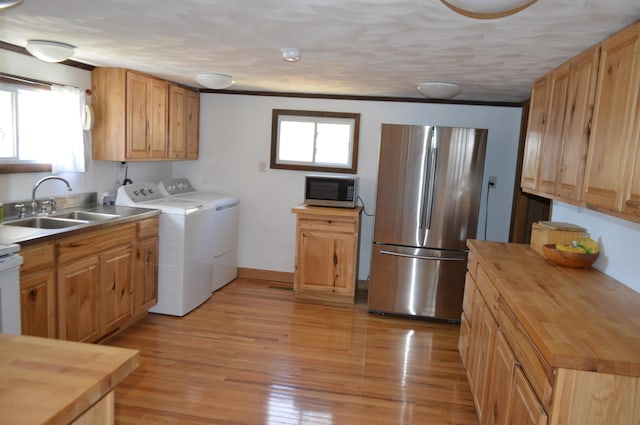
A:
[31,176,72,215]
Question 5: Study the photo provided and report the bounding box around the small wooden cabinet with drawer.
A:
[291,205,362,304]
[19,241,57,338]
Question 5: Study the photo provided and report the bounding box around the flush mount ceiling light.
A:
[441,0,538,19]
[195,73,235,89]
[0,0,23,9]
[417,82,461,99]
[281,47,302,62]
[25,40,76,62]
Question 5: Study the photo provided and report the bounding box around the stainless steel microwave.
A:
[305,175,358,208]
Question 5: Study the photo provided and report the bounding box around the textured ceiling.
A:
[1,0,639,102]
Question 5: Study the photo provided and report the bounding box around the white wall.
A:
[552,202,640,292]
[174,94,523,280]
[0,50,172,205]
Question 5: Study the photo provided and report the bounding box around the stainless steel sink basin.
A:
[3,216,90,229]
[54,211,121,221]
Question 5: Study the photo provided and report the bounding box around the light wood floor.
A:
[106,278,479,425]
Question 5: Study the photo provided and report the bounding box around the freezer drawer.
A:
[368,243,467,321]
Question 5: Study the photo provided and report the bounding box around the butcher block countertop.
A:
[467,239,640,377]
[0,334,139,425]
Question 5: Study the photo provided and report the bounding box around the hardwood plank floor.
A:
[106,278,479,425]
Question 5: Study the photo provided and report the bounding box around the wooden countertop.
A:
[291,204,362,217]
[467,239,640,377]
[0,334,139,425]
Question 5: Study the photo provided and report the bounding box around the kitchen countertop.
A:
[0,204,160,246]
[0,333,139,425]
[467,239,640,377]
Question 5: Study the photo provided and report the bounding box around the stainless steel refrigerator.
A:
[368,124,487,321]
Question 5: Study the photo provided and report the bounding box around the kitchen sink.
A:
[54,211,121,221]
[3,216,90,229]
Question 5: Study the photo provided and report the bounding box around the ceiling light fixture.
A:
[195,73,235,90]
[25,40,76,62]
[441,0,538,19]
[0,0,23,9]
[417,82,461,99]
[281,47,302,62]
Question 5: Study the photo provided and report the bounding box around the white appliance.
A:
[157,178,239,291]
[0,243,23,334]
[116,182,216,316]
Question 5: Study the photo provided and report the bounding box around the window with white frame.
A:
[0,78,86,173]
[270,109,360,173]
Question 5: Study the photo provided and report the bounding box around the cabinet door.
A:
[537,64,570,195]
[168,84,186,159]
[471,300,497,423]
[556,46,600,201]
[296,228,356,294]
[20,269,56,338]
[508,367,548,425]
[148,77,169,158]
[101,245,134,335]
[459,312,471,369]
[185,88,200,159]
[126,72,151,159]
[135,236,158,315]
[483,330,516,425]
[521,76,549,191]
[58,256,101,342]
[583,23,640,210]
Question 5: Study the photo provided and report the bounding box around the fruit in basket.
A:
[555,235,598,254]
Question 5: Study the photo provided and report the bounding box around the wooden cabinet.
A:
[19,241,56,338]
[462,240,640,425]
[57,223,138,342]
[584,22,640,212]
[92,67,199,161]
[291,205,362,304]
[521,76,548,191]
[168,84,200,159]
[135,218,159,315]
[521,21,640,223]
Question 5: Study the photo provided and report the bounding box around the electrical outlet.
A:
[258,161,267,173]
[488,176,497,187]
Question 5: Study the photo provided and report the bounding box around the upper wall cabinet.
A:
[91,68,199,161]
[583,23,640,213]
[521,20,640,223]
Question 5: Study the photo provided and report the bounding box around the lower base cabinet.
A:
[19,216,159,342]
[462,241,640,425]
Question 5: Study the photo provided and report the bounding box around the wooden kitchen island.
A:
[461,240,640,425]
[0,334,139,425]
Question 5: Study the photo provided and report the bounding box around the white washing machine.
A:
[116,182,216,316]
[157,178,239,292]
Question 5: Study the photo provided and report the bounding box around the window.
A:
[270,109,360,173]
[0,78,86,173]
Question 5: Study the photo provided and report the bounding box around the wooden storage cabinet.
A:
[521,21,640,223]
[19,241,56,338]
[168,84,200,159]
[291,205,362,304]
[135,218,159,315]
[461,240,640,425]
[91,67,199,161]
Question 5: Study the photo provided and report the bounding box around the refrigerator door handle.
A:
[380,249,465,261]
[421,144,438,245]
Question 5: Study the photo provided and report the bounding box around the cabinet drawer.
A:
[498,296,554,410]
[137,217,159,239]
[20,242,55,274]
[58,223,136,264]
[475,264,500,317]
[298,217,356,234]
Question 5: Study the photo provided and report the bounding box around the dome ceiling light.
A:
[195,73,235,89]
[441,0,538,19]
[281,47,302,62]
[417,82,461,99]
[0,0,23,9]
[25,40,76,62]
